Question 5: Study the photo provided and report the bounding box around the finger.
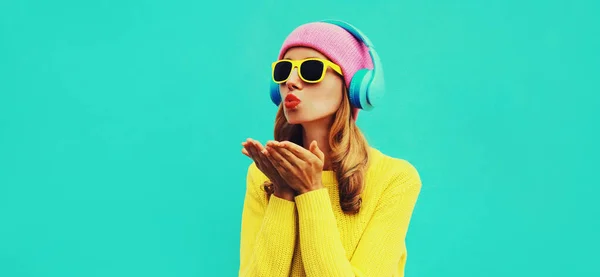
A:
[252,141,274,168]
[278,141,314,160]
[266,140,304,163]
[242,141,257,159]
[273,144,306,166]
[242,142,253,158]
[247,142,263,166]
[258,149,277,172]
[260,153,276,168]
[252,143,273,172]
[309,140,325,162]
[275,141,316,165]
[266,145,295,172]
[251,140,268,155]
[243,140,255,154]
[241,147,251,158]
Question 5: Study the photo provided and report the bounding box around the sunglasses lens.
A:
[300,60,324,82]
[273,61,292,82]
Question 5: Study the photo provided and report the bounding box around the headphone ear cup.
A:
[270,81,282,106]
[348,69,369,110]
[366,73,384,108]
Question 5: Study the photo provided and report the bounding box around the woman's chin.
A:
[285,115,304,125]
[284,111,308,125]
[285,110,334,125]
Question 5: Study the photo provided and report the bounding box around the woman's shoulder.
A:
[367,146,421,189]
[368,146,418,171]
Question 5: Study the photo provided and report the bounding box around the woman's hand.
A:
[264,140,325,195]
[242,138,296,201]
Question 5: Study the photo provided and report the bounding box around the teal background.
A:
[1,0,598,276]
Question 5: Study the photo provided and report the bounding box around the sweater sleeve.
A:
[294,160,422,277]
[238,163,297,277]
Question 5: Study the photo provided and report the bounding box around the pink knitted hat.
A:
[278,21,374,120]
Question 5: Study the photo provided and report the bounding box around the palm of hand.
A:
[242,139,286,187]
[263,140,325,194]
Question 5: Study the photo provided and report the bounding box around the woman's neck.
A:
[301,118,333,170]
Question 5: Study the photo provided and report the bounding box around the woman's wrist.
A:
[273,189,295,201]
[296,182,324,196]
[273,182,296,201]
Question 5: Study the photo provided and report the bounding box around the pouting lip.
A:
[284,93,301,102]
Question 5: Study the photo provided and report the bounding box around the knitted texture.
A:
[278,22,374,120]
[239,147,422,277]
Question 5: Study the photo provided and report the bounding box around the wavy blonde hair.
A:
[263,86,370,214]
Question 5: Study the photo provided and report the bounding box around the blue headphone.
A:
[269,19,385,111]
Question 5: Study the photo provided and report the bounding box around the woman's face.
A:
[278,47,344,125]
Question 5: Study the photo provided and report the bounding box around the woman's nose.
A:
[286,68,303,91]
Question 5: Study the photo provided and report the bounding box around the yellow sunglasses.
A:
[271,58,343,84]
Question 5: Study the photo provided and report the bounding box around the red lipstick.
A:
[284,94,301,109]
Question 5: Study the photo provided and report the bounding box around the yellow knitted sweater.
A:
[238,147,422,277]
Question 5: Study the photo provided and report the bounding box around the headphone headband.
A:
[320,19,385,110]
[321,19,375,48]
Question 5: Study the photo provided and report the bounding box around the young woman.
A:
[239,20,422,277]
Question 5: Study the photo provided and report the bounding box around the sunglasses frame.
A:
[271,58,343,84]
